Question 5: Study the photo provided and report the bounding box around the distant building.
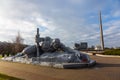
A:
[95,45,102,50]
[80,42,88,50]
[74,42,88,50]
[74,43,80,50]
[113,47,120,49]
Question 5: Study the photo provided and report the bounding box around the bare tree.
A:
[13,31,24,54]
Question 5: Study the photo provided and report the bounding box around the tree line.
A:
[0,32,27,57]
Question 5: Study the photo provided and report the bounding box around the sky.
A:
[0,0,120,48]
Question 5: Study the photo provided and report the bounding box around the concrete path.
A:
[0,56,120,80]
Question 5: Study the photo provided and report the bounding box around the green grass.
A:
[103,49,120,56]
[0,55,3,59]
[0,73,23,80]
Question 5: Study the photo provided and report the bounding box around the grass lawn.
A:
[0,73,23,80]
[103,49,120,56]
[0,55,3,59]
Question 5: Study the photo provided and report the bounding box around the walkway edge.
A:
[81,52,120,58]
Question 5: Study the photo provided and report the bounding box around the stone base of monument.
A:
[1,57,96,69]
[63,60,96,69]
[38,60,96,69]
[39,62,85,68]
[62,63,87,69]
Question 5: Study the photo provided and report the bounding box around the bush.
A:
[103,49,120,56]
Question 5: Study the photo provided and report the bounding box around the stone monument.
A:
[2,28,96,68]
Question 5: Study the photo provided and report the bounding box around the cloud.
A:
[0,0,120,47]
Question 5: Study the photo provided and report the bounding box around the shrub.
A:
[103,49,120,56]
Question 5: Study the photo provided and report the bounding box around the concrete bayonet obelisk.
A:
[99,11,104,50]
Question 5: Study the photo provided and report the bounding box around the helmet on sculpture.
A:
[45,36,51,41]
[41,36,51,52]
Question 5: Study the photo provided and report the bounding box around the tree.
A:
[0,42,13,57]
[12,31,24,54]
[0,32,26,57]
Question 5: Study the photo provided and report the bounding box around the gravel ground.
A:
[0,56,120,80]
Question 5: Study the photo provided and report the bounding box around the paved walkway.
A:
[0,56,120,80]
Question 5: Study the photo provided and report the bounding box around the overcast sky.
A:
[0,0,120,47]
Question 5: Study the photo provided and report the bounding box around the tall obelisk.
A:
[99,11,104,50]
